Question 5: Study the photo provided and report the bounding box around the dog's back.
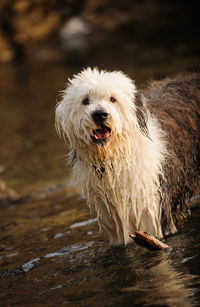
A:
[144,73,200,235]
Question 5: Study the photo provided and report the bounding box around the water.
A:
[0,47,200,306]
[1,198,200,306]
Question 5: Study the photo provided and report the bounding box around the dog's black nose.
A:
[92,109,108,124]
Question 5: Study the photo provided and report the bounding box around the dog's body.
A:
[56,68,200,245]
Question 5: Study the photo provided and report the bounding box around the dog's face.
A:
[56,68,146,152]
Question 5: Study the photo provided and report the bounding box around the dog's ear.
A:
[134,92,150,139]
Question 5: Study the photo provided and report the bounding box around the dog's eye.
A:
[82,98,89,105]
[110,96,116,103]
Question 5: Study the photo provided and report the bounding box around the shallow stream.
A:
[0,49,200,306]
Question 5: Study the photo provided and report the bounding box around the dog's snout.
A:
[92,109,108,124]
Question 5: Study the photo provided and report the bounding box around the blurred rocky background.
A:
[0,0,199,64]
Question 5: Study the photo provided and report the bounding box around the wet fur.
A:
[55,69,200,245]
[144,74,200,235]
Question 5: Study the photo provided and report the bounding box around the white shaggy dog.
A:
[55,68,200,245]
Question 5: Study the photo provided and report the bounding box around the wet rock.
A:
[59,17,92,52]
[0,180,18,205]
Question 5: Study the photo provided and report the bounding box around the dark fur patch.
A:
[135,92,150,139]
[144,73,200,235]
[93,164,105,178]
[70,150,77,167]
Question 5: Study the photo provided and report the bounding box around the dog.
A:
[55,68,200,245]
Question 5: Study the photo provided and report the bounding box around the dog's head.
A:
[55,67,149,154]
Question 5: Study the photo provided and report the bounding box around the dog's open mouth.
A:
[91,125,111,143]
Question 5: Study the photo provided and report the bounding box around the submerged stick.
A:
[129,231,171,251]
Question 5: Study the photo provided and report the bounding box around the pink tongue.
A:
[96,128,109,140]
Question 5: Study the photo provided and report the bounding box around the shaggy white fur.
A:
[55,67,167,245]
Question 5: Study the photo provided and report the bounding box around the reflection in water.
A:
[118,251,196,307]
[16,242,95,274]
[70,218,97,229]
[44,241,95,258]
[22,257,41,273]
